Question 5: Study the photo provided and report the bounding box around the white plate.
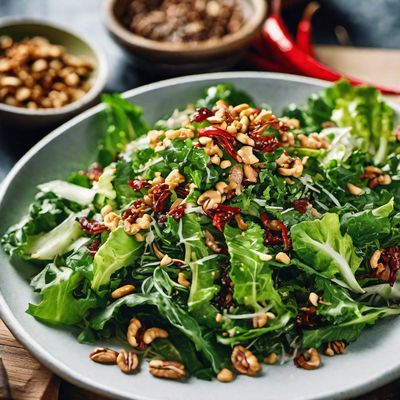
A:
[1,72,399,400]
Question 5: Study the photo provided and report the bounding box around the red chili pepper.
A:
[191,107,213,123]
[296,1,320,57]
[128,179,151,191]
[260,0,400,95]
[168,204,186,220]
[247,50,293,74]
[206,204,241,232]
[198,126,241,162]
[249,36,298,74]
[248,131,281,153]
[280,222,291,250]
[79,217,109,235]
[292,199,310,214]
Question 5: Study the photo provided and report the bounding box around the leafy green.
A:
[97,94,148,166]
[28,265,97,325]
[113,159,137,206]
[224,223,284,312]
[196,83,254,110]
[24,213,83,260]
[91,227,143,291]
[302,278,400,348]
[181,215,220,309]
[291,213,364,293]
[341,198,394,248]
[38,180,95,206]
[1,193,70,258]
[90,293,226,372]
[331,84,395,164]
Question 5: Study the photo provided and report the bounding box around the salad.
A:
[2,80,400,381]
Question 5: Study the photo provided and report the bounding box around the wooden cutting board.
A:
[0,320,60,400]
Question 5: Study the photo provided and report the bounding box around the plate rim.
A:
[1,71,399,400]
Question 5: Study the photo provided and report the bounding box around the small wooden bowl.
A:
[104,0,267,75]
[0,18,108,129]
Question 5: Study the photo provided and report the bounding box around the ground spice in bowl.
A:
[123,0,244,43]
[0,35,94,109]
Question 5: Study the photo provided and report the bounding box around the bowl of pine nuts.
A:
[0,18,108,129]
[104,0,267,76]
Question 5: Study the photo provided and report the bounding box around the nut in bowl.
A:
[104,0,267,75]
[0,18,107,129]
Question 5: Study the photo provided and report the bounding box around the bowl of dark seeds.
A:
[104,0,267,75]
[0,18,107,129]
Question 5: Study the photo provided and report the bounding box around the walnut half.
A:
[148,360,186,379]
[231,345,261,376]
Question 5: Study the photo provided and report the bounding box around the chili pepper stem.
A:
[296,2,320,57]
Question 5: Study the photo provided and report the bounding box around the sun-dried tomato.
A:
[191,107,213,123]
[158,214,168,224]
[206,204,241,232]
[87,239,100,256]
[121,199,146,222]
[292,199,310,214]
[79,217,109,235]
[128,179,151,191]
[380,247,400,286]
[149,184,171,213]
[260,213,291,249]
[175,186,189,198]
[260,212,269,229]
[199,126,241,162]
[296,306,317,328]
[168,204,186,220]
[80,164,103,182]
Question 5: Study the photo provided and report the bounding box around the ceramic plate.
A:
[1,72,399,400]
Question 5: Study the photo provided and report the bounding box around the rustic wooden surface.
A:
[0,320,60,400]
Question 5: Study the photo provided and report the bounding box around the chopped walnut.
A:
[148,130,164,149]
[197,190,222,210]
[294,348,321,370]
[165,169,185,189]
[298,133,329,150]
